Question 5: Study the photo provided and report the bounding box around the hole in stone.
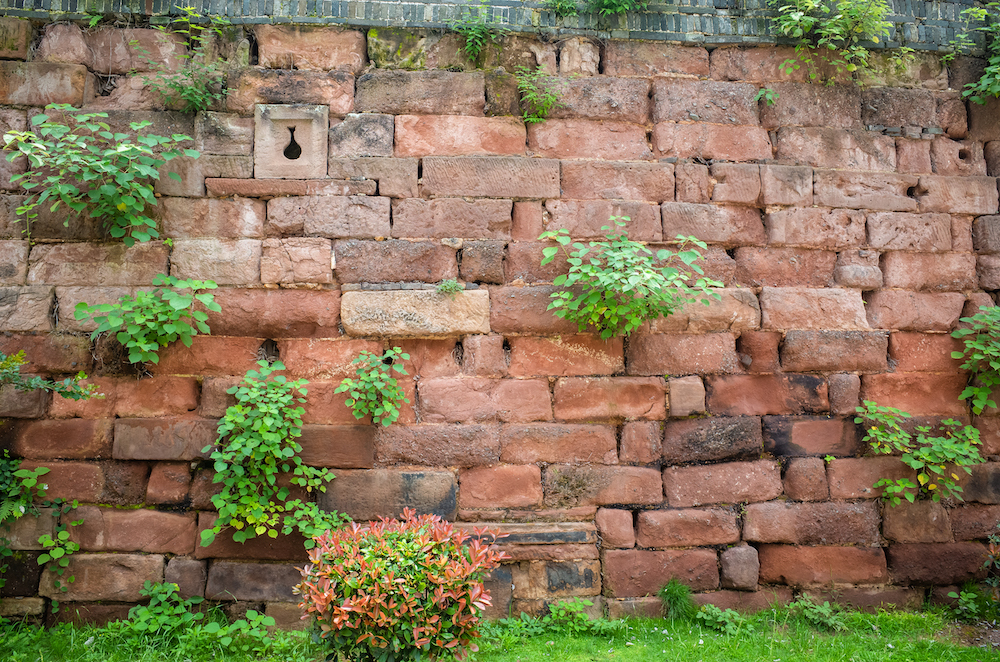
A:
[283,127,302,160]
[453,341,465,367]
[959,149,970,161]
[906,186,919,198]
[257,339,280,363]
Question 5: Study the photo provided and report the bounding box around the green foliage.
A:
[789,599,846,631]
[335,347,410,427]
[37,499,83,612]
[543,0,579,18]
[0,451,50,589]
[2,105,197,245]
[515,65,564,123]
[192,610,276,655]
[128,582,204,637]
[946,584,994,622]
[755,87,780,105]
[297,509,508,662]
[544,599,624,636]
[945,2,1000,104]
[855,401,985,506]
[952,304,1000,414]
[589,0,649,16]
[436,278,464,299]
[138,7,232,113]
[0,350,98,401]
[696,604,750,635]
[75,275,221,365]
[540,218,722,340]
[201,360,345,549]
[658,578,699,621]
[452,3,509,62]
[771,0,904,82]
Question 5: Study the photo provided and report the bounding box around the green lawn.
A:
[1,608,995,662]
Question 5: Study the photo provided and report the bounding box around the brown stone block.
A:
[737,331,780,373]
[0,386,47,418]
[827,457,917,499]
[627,333,739,377]
[930,137,987,176]
[706,374,828,416]
[619,421,662,465]
[743,501,879,545]
[888,332,964,373]
[206,561,303,601]
[13,419,113,460]
[605,42,709,77]
[883,500,952,543]
[660,203,765,246]
[860,372,967,416]
[318,469,457,521]
[888,542,988,584]
[422,156,559,199]
[39,553,164,601]
[783,457,829,501]
[168,239,261,286]
[327,157,418,199]
[867,211,953,251]
[662,417,762,465]
[394,115,524,157]
[160,197,264,240]
[500,423,617,465]
[145,461,192,505]
[375,423,500,467]
[735,247,836,288]
[461,335,507,377]
[694,588,794,613]
[915,175,999,215]
[710,45,830,83]
[602,548,719,597]
[334,239,456,282]
[195,513,309,562]
[762,416,861,458]
[596,508,635,548]
[0,61,92,106]
[355,70,484,116]
[961,462,1000,504]
[488,285,580,335]
[27,243,167,287]
[675,162,711,203]
[226,69,354,115]
[776,127,896,172]
[419,378,552,424]
[554,377,666,422]
[391,198,511,239]
[460,240,505,284]
[543,465,662,507]
[0,239,27,285]
[881,252,977,292]
[896,138,933,173]
[67,506,196,554]
[765,208,864,249]
[503,241,568,284]
[759,164,812,207]
[803,587,924,612]
[510,559,601,600]
[760,287,868,331]
[652,123,772,161]
[653,78,759,126]
[950,504,1000,540]
[113,418,216,461]
[710,163,760,206]
[636,508,740,548]
[207,288,340,339]
[459,465,543,508]
[760,82,861,129]
[861,88,936,127]
[813,170,918,212]
[254,25,366,73]
[758,545,887,587]
[865,290,965,332]
[547,76,652,123]
[662,460,782,507]
[560,161,674,203]
[528,119,651,160]
[297,425,374,469]
[0,17,32,59]
[780,330,888,373]
[546,199,661,241]
[275,338,381,380]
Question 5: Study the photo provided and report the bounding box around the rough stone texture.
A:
[762,416,860,458]
[867,212,952,251]
[261,238,333,285]
[662,460,783,507]
[883,501,952,543]
[160,197,265,239]
[206,562,302,601]
[865,290,966,332]
[392,198,511,239]
[560,161,674,203]
[113,418,217,461]
[888,543,988,585]
[660,203,765,246]
[706,374,828,416]
[319,469,457,520]
[226,70,355,115]
[422,156,559,198]
[760,165,813,207]
[553,377,666,422]
[68,507,196,555]
[340,290,490,337]
[669,376,706,417]
[915,175,999,215]
[760,83,861,129]
[169,239,261,285]
[759,287,868,330]
[776,127,896,171]
[603,549,719,597]
[620,421,662,465]
[765,208,865,249]
[662,417,763,465]
[743,501,880,545]
[783,457,829,501]
[627,333,740,376]
[355,70,484,115]
[335,239,456,283]
[0,62,93,107]
[596,508,635,549]
[394,115,525,157]
[28,243,168,287]
[860,373,967,416]
[460,465,543,508]
[419,379,551,424]
[653,122,772,161]
[734,247,836,287]
[720,545,760,591]
[255,25,366,73]
[813,170,918,212]
[636,508,740,547]
[501,424,617,464]
[653,79,758,126]
[758,545,888,587]
[828,457,917,499]
[546,199,661,241]
[528,119,652,160]
[604,42,709,77]
[39,554,164,602]
[780,330,888,372]
[882,252,977,292]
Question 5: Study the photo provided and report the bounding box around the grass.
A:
[0,606,993,662]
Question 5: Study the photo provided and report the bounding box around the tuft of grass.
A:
[658,578,699,621]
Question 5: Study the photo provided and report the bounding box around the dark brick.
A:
[888,543,988,585]
[205,561,302,601]
[318,469,457,521]
[762,416,861,457]
[662,417,762,465]
[706,374,829,416]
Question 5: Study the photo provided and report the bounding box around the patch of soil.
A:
[91,333,149,378]
[946,621,1000,651]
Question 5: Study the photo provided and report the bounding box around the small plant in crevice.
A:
[2,105,198,245]
[540,217,722,339]
[789,598,846,631]
[855,401,985,506]
[36,498,84,613]
[436,278,464,299]
[515,65,564,123]
[136,6,235,113]
[696,603,751,635]
[952,303,1000,414]
[944,2,1000,104]
[755,87,780,106]
[0,451,50,590]
[544,0,579,18]
[296,509,508,662]
[335,347,410,427]
[201,360,346,549]
[770,0,910,83]
[658,578,699,621]
[75,275,221,365]
[0,350,98,401]
[452,2,509,62]
[589,0,649,17]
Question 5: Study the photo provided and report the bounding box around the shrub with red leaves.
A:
[295,509,509,662]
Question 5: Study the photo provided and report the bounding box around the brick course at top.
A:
[1,13,1000,624]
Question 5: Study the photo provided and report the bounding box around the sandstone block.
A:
[662,460,782,507]
[969,97,1000,142]
[0,62,92,106]
[888,543,988,585]
[509,559,601,600]
[865,290,965,332]
[554,377,666,421]
[268,195,391,238]
[867,212,952,251]
[692,588,794,613]
[735,247,835,288]
[765,208,864,249]
[27,243,167,287]
[328,157,418,198]
[0,386,47,418]
[528,120,651,160]
[896,138,933,173]
[355,70,484,115]
[226,69,354,115]
[603,548,719,597]
[828,374,860,417]
[206,288,340,338]
[860,372,967,416]
[930,137,987,176]
[545,465,663,507]
[422,156,559,199]
[706,374,828,416]
[653,79,759,125]
[675,163,711,203]
[780,329,888,372]
[335,239,457,282]
[743,501,879,545]
[979,254,1000,290]
[881,252,976,292]
[760,165,812,207]
[760,287,868,330]
[660,203,765,246]
[960,462,1000,504]
[627,333,739,376]
[39,553,163,602]
[720,545,760,591]
[68,507,195,555]
[783,457,829,501]
[261,238,333,285]
[0,16,32,59]
[319,469,457,520]
[710,45,826,83]
[827,457,918,499]
[883,501,952,543]
[328,113,394,158]
[548,76,651,124]
[165,558,206,599]
[392,198,511,239]
[861,87,936,128]
[776,127,895,171]
[87,28,184,74]
[276,339,382,381]
[113,418,216,461]
[973,215,1000,254]
[254,104,328,180]
[914,175,999,215]
[834,250,884,289]
[340,290,489,337]
[13,419,112,460]
[0,109,26,194]
[596,508,635,548]
[763,415,860,458]
[169,239,260,285]
[501,424,617,464]
[637,508,740,548]
[394,115,524,157]
[419,378,551,424]
[560,161,674,203]
[546,199,661,241]
[459,240,504,284]
[145,462,192,505]
[710,163,761,206]
[254,25,366,73]
[619,421,662,465]
[297,425,375,469]
[507,335,623,377]
[206,562,302,602]
[737,331,780,373]
[758,545,887,587]
[557,37,598,75]
[35,23,89,65]
[18,460,103,503]
[950,504,1000,540]
[813,170,918,211]
[489,285,580,335]
[760,82,861,129]
[462,335,507,377]
[653,123,772,161]
[195,112,254,156]
[160,197,265,239]
[604,42,709,77]
[669,376,706,417]
[460,465,543,508]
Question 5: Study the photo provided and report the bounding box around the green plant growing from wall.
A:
[136,7,234,113]
[544,0,579,18]
[755,87,780,106]
[770,0,907,82]
[452,3,509,62]
[201,360,345,548]
[658,578,698,621]
[436,278,464,299]
[75,275,221,365]
[952,304,1000,414]
[539,218,722,339]
[515,65,564,123]
[1,451,49,590]
[0,350,98,401]
[945,2,1000,104]
[2,105,198,245]
[335,347,411,427]
[590,0,649,16]
[855,401,985,506]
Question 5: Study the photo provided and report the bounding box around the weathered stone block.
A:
[160,197,265,239]
[867,212,952,251]
[226,70,354,115]
[653,79,758,125]
[734,247,835,287]
[765,208,864,249]
[395,115,525,157]
[39,553,164,602]
[605,42,709,77]
[706,374,828,416]
[603,549,719,597]
[392,198,512,239]
[780,329,888,372]
[888,543,988,585]
[0,62,92,107]
[113,418,216,461]
[883,501,952,543]
[865,290,965,332]
[662,460,782,507]
[560,161,674,203]
[328,157,418,198]
[743,501,879,544]
[596,508,635,548]
[206,561,302,601]
[261,238,333,285]
[27,243,167,287]
[254,104,328,179]
[254,25,366,73]
[501,424,617,464]
[355,70,484,115]
[636,508,740,548]
[660,203,765,246]
[759,164,812,207]
[319,469,457,520]
[169,239,260,285]
[860,372,967,416]
[813,170,918,211]
[762,416,860,458]
[720,545,759,591]
[758,545,887,587]
[653,123,772,161]
[776,127,895,171]
[554,377,666,422]
[914,175,999,215]
[340,290,490,337]
[760,82,860,129]
[329,113,394,158]
[760,287,868,330]
[783,457,829,501]
[422,156,559,198]
[528,119,652,160]
[459,465,543,508]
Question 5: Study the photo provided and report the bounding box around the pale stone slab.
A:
[254,104,328,179]
[341,290,490,337]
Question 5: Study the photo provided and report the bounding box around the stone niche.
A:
[254,104,328,179]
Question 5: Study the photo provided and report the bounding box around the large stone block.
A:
[865,290,965,332]
[626,333,739,376]
[779,329,888,372]
[335,239,456,282]
[254,25,366,73]
[422,156,559,199]
[759,287,868,330]
[758,545,887,587]
[0,62,92,106]
[226,69,354,115]
[327,157,418,198]
[867,212,953,251]
[528,119,652,160]
[355,70,484,115]
[603,548,719,597]
[0,17,32,59]
[636,508,740,548]
[395,115,525,157]
[340,290,490,337]
[914,175,999,215]
[160,197,265,239]
[883,501,952,543]
[554,377,666,422]
[760,82,861,129]
[605,42,708,77]
[706,374,828,416]
[653,79,758,125]
[743,501,879,544]
[268,195,391,238]
[647,288,760,334]
[813,170,918,211]
[560,161,674,203]
[261,238,333,285]
[662,417,763,465]
[827,457,917,499]
[459,465,543,508]
[319,469,457,520]
[391,199,512,239]
[652,123,772,161]
[546,199,661,241]
[881,252,977,292]
[765,208,864,249]
[888,543,988,585]
[39,553,164,602]
[67,507,196,555]
[501,423,617,464]
[13,419,113,460]
[660,203,765,245]
[549,76,651,124]
[418,378,551,425]
[662,460,782,507]
[169,239,261,285]
[762,416,860,457]
[734,247,835,287]
[206,561,302,602]
[206,288,340,338]
[776,127,895,171]
[507,335,623,377]
[254,104,328,180]
[544,465,662,507]
[27,243,167,287]
[860,373,967,416]
[113,418,217,461]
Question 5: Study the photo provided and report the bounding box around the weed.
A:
[452,3,509,62]
[0,350,98,401]
[540,217,722,339]
[944,2,1000,104]
[201,360,345,549]
[544,0,580,17]
[2,105,197,245]
[590,0,649,16]
[515,65,564,123]
[128,581,204,636]
[75,275,221,366]
[658,578,699,621]
[789,598,846,631]
[952,303,1000,414]
[437,278,464,299]
[546,599,625,636]
[755,87,779,105]
[335,347,410,427]
[696,603,751,635]
[36,498,83,612]
[855,401,985,505]
[0,451,50,590]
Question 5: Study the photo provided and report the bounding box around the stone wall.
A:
[1,14,1000,627]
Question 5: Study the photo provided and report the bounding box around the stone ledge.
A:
[205,178,376,198]
[340,289,490,337]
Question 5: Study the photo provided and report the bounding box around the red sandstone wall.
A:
[1,17,1000,626]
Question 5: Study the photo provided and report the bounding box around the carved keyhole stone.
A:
[284,127,302,160]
